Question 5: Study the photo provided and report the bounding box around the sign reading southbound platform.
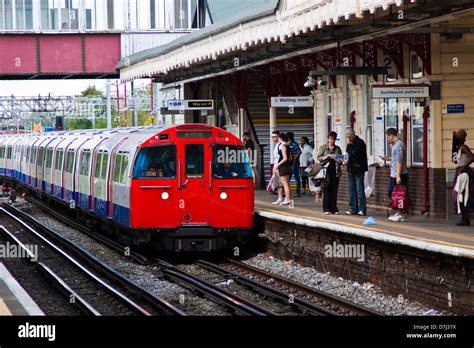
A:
[372,85,429,99]
[270,96,313,108]
[167,100,214,111]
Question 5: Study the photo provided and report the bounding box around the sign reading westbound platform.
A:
[270,96,313,108]
[372,85,429,99]
[167,99,214,111]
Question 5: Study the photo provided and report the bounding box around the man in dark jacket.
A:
[344,127,368,216]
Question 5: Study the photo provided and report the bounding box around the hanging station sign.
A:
[167,99,214,111]
[372,85,429,99]
[270,96,313,108]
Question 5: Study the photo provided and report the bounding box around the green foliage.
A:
[80,85,103,97]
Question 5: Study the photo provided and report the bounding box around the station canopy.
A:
[118,0,474,85]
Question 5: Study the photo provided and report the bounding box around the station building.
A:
[119,0,474,219]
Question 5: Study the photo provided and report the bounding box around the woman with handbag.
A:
[316,132,342,214]
[274,133,294,206]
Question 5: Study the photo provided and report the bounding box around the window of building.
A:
[174,0,188,29]
[150,0,156,29]
[133,145,176,178]
[384,98,398,156]
[411,99,425,165]
[410,51,424,79]
[0,0,14,30]
[106,0,113,29]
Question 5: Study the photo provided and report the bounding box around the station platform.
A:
[0,262,44,315]
[255,191,474,259]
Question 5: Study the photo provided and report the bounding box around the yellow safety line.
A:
[257,207,474,250]
[0,298,12,316]
[255,199,474,242]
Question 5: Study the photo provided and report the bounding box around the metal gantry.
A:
[0,94,154,127]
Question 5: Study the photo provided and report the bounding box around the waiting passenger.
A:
[274,133,293,206]
[452,129,474,226]
[299,136,313,195]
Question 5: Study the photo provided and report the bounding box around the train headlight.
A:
[220,192,228,200]
[161,192,170,200]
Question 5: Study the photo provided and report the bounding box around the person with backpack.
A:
[273,133,293,206]
[287,132,302,197]
[381,128,409,222]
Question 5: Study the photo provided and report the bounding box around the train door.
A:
[177,139,211,225]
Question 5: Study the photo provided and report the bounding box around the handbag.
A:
[314,162,329,180]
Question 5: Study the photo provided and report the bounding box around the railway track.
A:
[10,196,382,316]
[211,259,382,316]
[0,204,185,316]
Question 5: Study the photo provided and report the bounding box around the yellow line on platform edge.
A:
[257,207,474,250]
[0,298,12,316]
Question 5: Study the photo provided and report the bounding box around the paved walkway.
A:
[255,191,474,257]
[0,262,43,316]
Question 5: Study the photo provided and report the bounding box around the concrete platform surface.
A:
[255,191,474,258]
[0,262,44,315]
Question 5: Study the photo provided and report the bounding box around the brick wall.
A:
[258,217,474,314]
[336,166,447,218]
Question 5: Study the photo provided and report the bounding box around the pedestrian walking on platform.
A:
[381,128,409,222]
[274,133,293,206]
[344,127,368,216]
[288,132,302,197]
[299,136,313,195]
[452,129,474,226]
[317,132,342,215]
[270,130,284,204]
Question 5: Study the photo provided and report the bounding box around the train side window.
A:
[7,146,12,160]
[45,149,53,169]
[100,153,109,180]
[55,149,64,170]
[0,145,5,159]
[113,154,122,183]
[65,151,75,173]
[133,145,176,179]
[80,152,91,176]
[121,156,129,184]
[37,148,45,165]
[185,144,204,178]
[31,148,37,164]
[94,153,102,178]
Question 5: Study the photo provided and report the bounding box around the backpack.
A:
[390,185,411,210]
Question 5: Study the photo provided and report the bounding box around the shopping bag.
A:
[390,184,411,210]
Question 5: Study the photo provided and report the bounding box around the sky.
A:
[0,79,154,97]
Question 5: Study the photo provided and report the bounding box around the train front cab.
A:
[130,125,254,252]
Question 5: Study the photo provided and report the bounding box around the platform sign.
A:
[270,96,313,108]
[374,115,385,161]
[442,104,464,114]
[372,86,429,99]
[334,117,342,147]
[167,99,214,111]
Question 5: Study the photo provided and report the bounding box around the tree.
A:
[80,85,103,98]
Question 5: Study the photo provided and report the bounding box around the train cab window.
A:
[45,149,53,169]
[133,145,176,179]
[55,149,64,170]
[185,144,204,178]
[65,151,75,173]
[80,152,91,176]
[212,145,253,179]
